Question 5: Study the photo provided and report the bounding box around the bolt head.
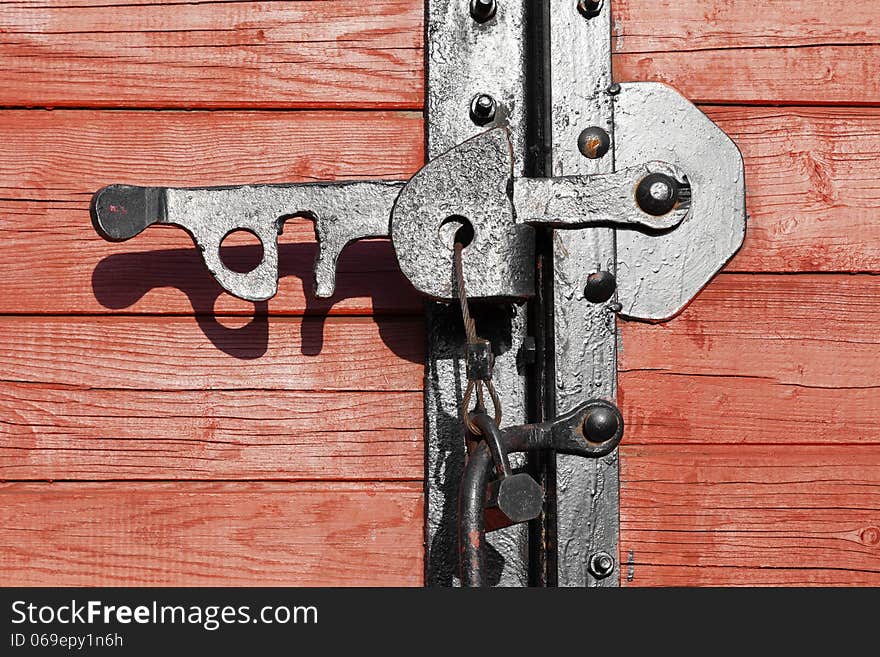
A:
[470,0,497,23]
[584,270,616,303]
[636,173,680,216]
[488,473,544,525]
[470,93,497,126]
[577,0,603,19]
[583,405,620,444]
[606,82,622,96]
[577,126,610,159]
[588,551,615,579]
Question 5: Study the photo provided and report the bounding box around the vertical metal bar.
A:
[548,0,620,587]
[424,0,532,586]
[526,0,556,589]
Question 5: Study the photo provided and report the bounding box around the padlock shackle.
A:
[459,412,545,588]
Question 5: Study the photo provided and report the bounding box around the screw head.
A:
[606,82,622,96]
[584,270,616,303]
[636,172,680,216]
[470,93,497,126]
[470,0,497,23]
[588,551,615,579]
[577,126,610,159]
[583,405,620,444]
[577,0,603,19]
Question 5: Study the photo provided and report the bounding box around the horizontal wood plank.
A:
[0,314,424,481]
[0,1,877,107]
[619,274,880,446]
[0,315,423,392]
[0,481,424,585]
[709,107,880,274]
[0,0,422,108]
[0,385,422,481]
[3,107,880,317]
[614,0,880,51]
[0,109,423,316]
[614,45,880,106]
[613,1,880,104]
[620,445,880,586]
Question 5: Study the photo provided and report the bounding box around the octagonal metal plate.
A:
[613,82,747,321]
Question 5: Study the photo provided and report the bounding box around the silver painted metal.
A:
[425,0,532,588]
[392,127,686,301]
[613,82,747,321]
[91,181,403,302]
[392,128,535,302]
[89,0,748,589]
[548,0,620,588]
[93,128,689,307]
[514,161,689,231]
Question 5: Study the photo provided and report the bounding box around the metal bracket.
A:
[88,0,746,587]
[92,129,688,304]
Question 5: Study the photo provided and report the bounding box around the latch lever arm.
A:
[91,180,403,302]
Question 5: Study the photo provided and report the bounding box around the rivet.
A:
[577,126,610,159]
[584,270,616,303]
[470,0,497,23]
[583,406,619,444]
[470,93,497,126]
[636,172,680,216]
[577,0,603,19]
[606,83,622,96]
[588,551,615,579]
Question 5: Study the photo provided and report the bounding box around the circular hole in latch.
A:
[438,215,474,250]
[219,229,264,273]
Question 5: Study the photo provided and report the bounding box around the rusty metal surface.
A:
[459,400,624,586]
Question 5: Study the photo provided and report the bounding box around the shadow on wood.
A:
[91,240,421,362]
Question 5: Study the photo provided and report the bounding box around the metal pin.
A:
[470,0,497,23]
[577,0,603,19]
[470,93,497,126]
[577,126,610,159]
[588,551,615,579]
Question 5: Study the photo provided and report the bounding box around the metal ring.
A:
[462,379,502,435]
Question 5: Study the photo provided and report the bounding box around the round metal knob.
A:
[636,172,680,216]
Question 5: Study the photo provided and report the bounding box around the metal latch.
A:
[88,0,746,587]
[92,127,688,303]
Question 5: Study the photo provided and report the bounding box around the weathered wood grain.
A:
[0,481,424,585]
[620,274,880,389]
[614,0,880,51]
[0,0,422,108]
[708,107,880,274]
[0,314,424,481]
[3,107,880,316]
[619,370,880,447]
[620,445,880,586]
[619,274,880,446]
[0,109,423,315]
[0,1,877,107]
[0,315,423,391]
[614,45,880,106]
[0,110,422,201]
[0,385,422,481]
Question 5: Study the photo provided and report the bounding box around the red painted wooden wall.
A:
[0,0,877,586]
